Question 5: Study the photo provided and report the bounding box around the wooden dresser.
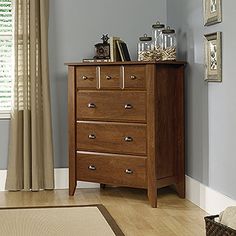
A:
[66,61,186,207]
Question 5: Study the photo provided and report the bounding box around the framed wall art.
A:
[204,32,222,82]
[203,0,222,26]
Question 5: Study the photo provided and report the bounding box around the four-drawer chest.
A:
[66,61,186,207]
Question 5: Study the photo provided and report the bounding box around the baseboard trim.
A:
[1,169,235,213]
[0,168,99,191]
[0,170,7,191]
[185,175,236,214]
[54,168,99,189]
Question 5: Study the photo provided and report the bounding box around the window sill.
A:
[0,112,11,120]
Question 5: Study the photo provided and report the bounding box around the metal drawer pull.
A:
[88,165,96,171]
[125,104,133,109]
[88,134,96,139]
[82,75,88,80]
[87,103,96,108]
[106,75,112,80]
[124,136,133,142]
[130,75,137,80]
[125,169,133,175]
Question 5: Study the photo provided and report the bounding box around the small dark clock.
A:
[94,34,110,59]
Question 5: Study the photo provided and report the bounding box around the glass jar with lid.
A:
[137,34,153,61]
[152,21,165,61]
[161,26,177,61]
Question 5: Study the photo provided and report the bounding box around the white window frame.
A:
[0,111,11,119]
[0,0,13,120]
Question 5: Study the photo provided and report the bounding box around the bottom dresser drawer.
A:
[76,152,147,188]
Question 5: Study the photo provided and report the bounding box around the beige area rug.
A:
[0,204,124,236]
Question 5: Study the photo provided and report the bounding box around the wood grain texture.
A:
[157,176,177,188]
[76,121,147,155]
[76,66,97,89]
[175,65,185,198]
[155,64,185,197]
[76,91,146,122]
[76,151,147,188]
[156,65,178,179]
[68,66,76,196]
[124,65,146,89]
[146,64,157,207]
[100,66,121,89]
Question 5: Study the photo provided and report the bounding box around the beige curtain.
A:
[5,0,54,191]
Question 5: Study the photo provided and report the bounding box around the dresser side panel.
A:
[155,64,185,182]
[68,66,77,195]
[146,64,158,207]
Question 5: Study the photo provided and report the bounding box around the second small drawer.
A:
[76,121,147,155]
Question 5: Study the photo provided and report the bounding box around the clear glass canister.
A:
[137,34,153,61]
[161,26,177,61]
[152,21,165,61]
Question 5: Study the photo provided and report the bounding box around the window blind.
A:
[0,0,13,111]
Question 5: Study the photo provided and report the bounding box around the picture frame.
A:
[203,0,222,26]
[204,32,222,82]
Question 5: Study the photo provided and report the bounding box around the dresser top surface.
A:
[65,60,187,66]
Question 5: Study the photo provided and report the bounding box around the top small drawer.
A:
[76,66,97,88]
[124,65,146,89]
[100,66,121,89]
[75,65,146,90]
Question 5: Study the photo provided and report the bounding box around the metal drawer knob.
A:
[82,75,88,80]
[130,75,137,80]
[124,136,133,142]
[88,165,96,171]
[125,104,133,109]
[106,75,112,80]
[87,103,96,108]
[88,134,96,139]
[125,169,133,175]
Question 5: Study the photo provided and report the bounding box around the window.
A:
[0,0,13,119]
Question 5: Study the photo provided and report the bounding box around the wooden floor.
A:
[0,187,207,236]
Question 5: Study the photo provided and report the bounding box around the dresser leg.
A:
[176,181,185,198]
[148,188,157,208]
[69,181,76,196]
[100,184,106,189]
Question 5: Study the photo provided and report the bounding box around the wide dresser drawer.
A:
[76,152,147,188]
[76,121,146,155]
[76,91,146,122]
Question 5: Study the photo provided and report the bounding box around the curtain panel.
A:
[5,0,54,191]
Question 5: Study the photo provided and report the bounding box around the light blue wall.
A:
[0,120,9,170]
[167,0,236,200]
